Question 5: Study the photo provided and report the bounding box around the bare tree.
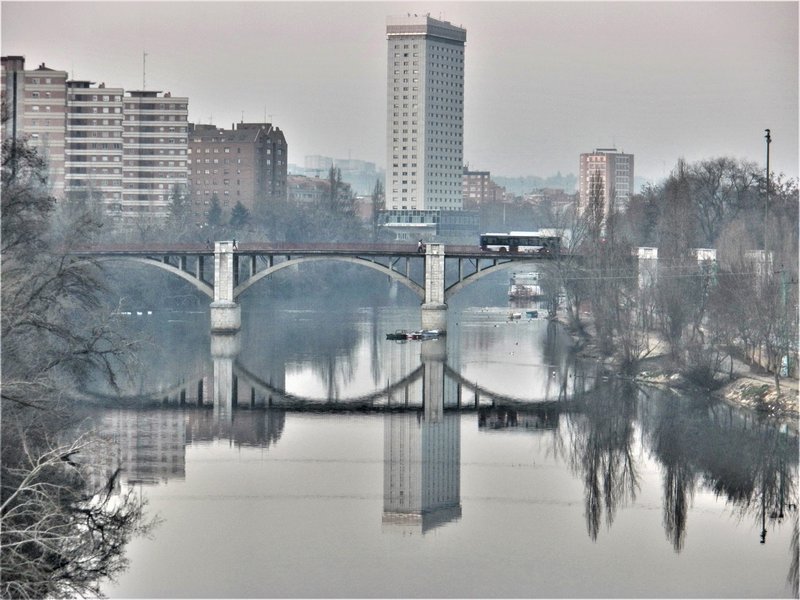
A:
[654,160,703,361]
[2,135,148,596]
[688,157,761,247]
[370,177,385,242]
[1,424,155,599]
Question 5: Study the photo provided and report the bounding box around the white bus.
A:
[479,231,561,255]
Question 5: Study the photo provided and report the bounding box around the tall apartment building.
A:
[1,57,68,197]
[579,148,635,215]
[3,56,190,219]
[386,14,466,211]
[65,81,124,211]
[122,91,189,218]
[188,122,287,224]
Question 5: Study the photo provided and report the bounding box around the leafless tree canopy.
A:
[2,135,150,598]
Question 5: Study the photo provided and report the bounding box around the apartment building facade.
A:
[187,122,287,224]
[578,147,635,215]
[2,57,68,197]
[386,14,466,211]
[65,81,124,211]
[462,166,506,206]
[3,56,190,219]
[122,91,189,218]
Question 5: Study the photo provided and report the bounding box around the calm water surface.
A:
[87,275,797,598]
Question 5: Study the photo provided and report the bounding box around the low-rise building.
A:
[462,166,506,207]
[188,122,287,224]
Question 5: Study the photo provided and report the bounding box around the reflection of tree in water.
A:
[563,379,640,541]
[542,321,572,401]
[643,390,798,591]
[645,391,702,552]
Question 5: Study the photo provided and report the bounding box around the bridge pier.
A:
[421,243,448,331]
[211,241,241,333]
[211,332,240,425]
[421,337,447,422]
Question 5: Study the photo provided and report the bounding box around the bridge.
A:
[72,240,561,333]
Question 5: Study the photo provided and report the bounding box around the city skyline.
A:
[1,1,797,184]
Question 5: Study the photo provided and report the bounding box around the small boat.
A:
[386,329,444,341]
[386,330,411,340]
[417,329,443,339]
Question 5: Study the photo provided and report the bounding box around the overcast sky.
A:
[2,1,797,182]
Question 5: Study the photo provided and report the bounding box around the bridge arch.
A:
[94,256,214,299]
[234,255,425,301]
[445,258,548,301]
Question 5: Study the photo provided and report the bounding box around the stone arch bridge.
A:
[73,241,562,333]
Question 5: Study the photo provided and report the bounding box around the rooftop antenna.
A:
[241,110,244,123]
[142,51,147,89]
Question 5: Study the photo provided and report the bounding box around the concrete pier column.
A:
[421,337,447,422]
[211,241,241,333]
[421,242,447,331]
[211,332,240,426]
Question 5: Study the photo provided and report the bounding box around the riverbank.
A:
[557,312,799,433]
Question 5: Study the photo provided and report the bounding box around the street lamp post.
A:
[764,128,771,252]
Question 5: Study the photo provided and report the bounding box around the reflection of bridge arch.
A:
[94,256,214,299]
[76,361,578,411]
[233,362,426,409]
[443,365,575,408]
[234,256,424,301]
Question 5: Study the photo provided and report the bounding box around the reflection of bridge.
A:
[72,241,561,333]
[85,341,581,413]
[88,333,578,536]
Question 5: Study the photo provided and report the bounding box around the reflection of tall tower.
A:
[383,338,461,533]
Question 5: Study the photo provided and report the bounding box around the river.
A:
[79,269,796,598]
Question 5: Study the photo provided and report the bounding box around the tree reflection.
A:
[646,393,701,552]
[643,389,798,591]
[565,379,640,541]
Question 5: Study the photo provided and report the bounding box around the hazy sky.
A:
[2,1,797,182]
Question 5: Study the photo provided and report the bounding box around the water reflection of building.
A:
[383,411,461,533]
[383,338,462,534]
[478,406,559,431]
[91,403,285,491]
[98,409,187,486]
[186,409,285,448]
